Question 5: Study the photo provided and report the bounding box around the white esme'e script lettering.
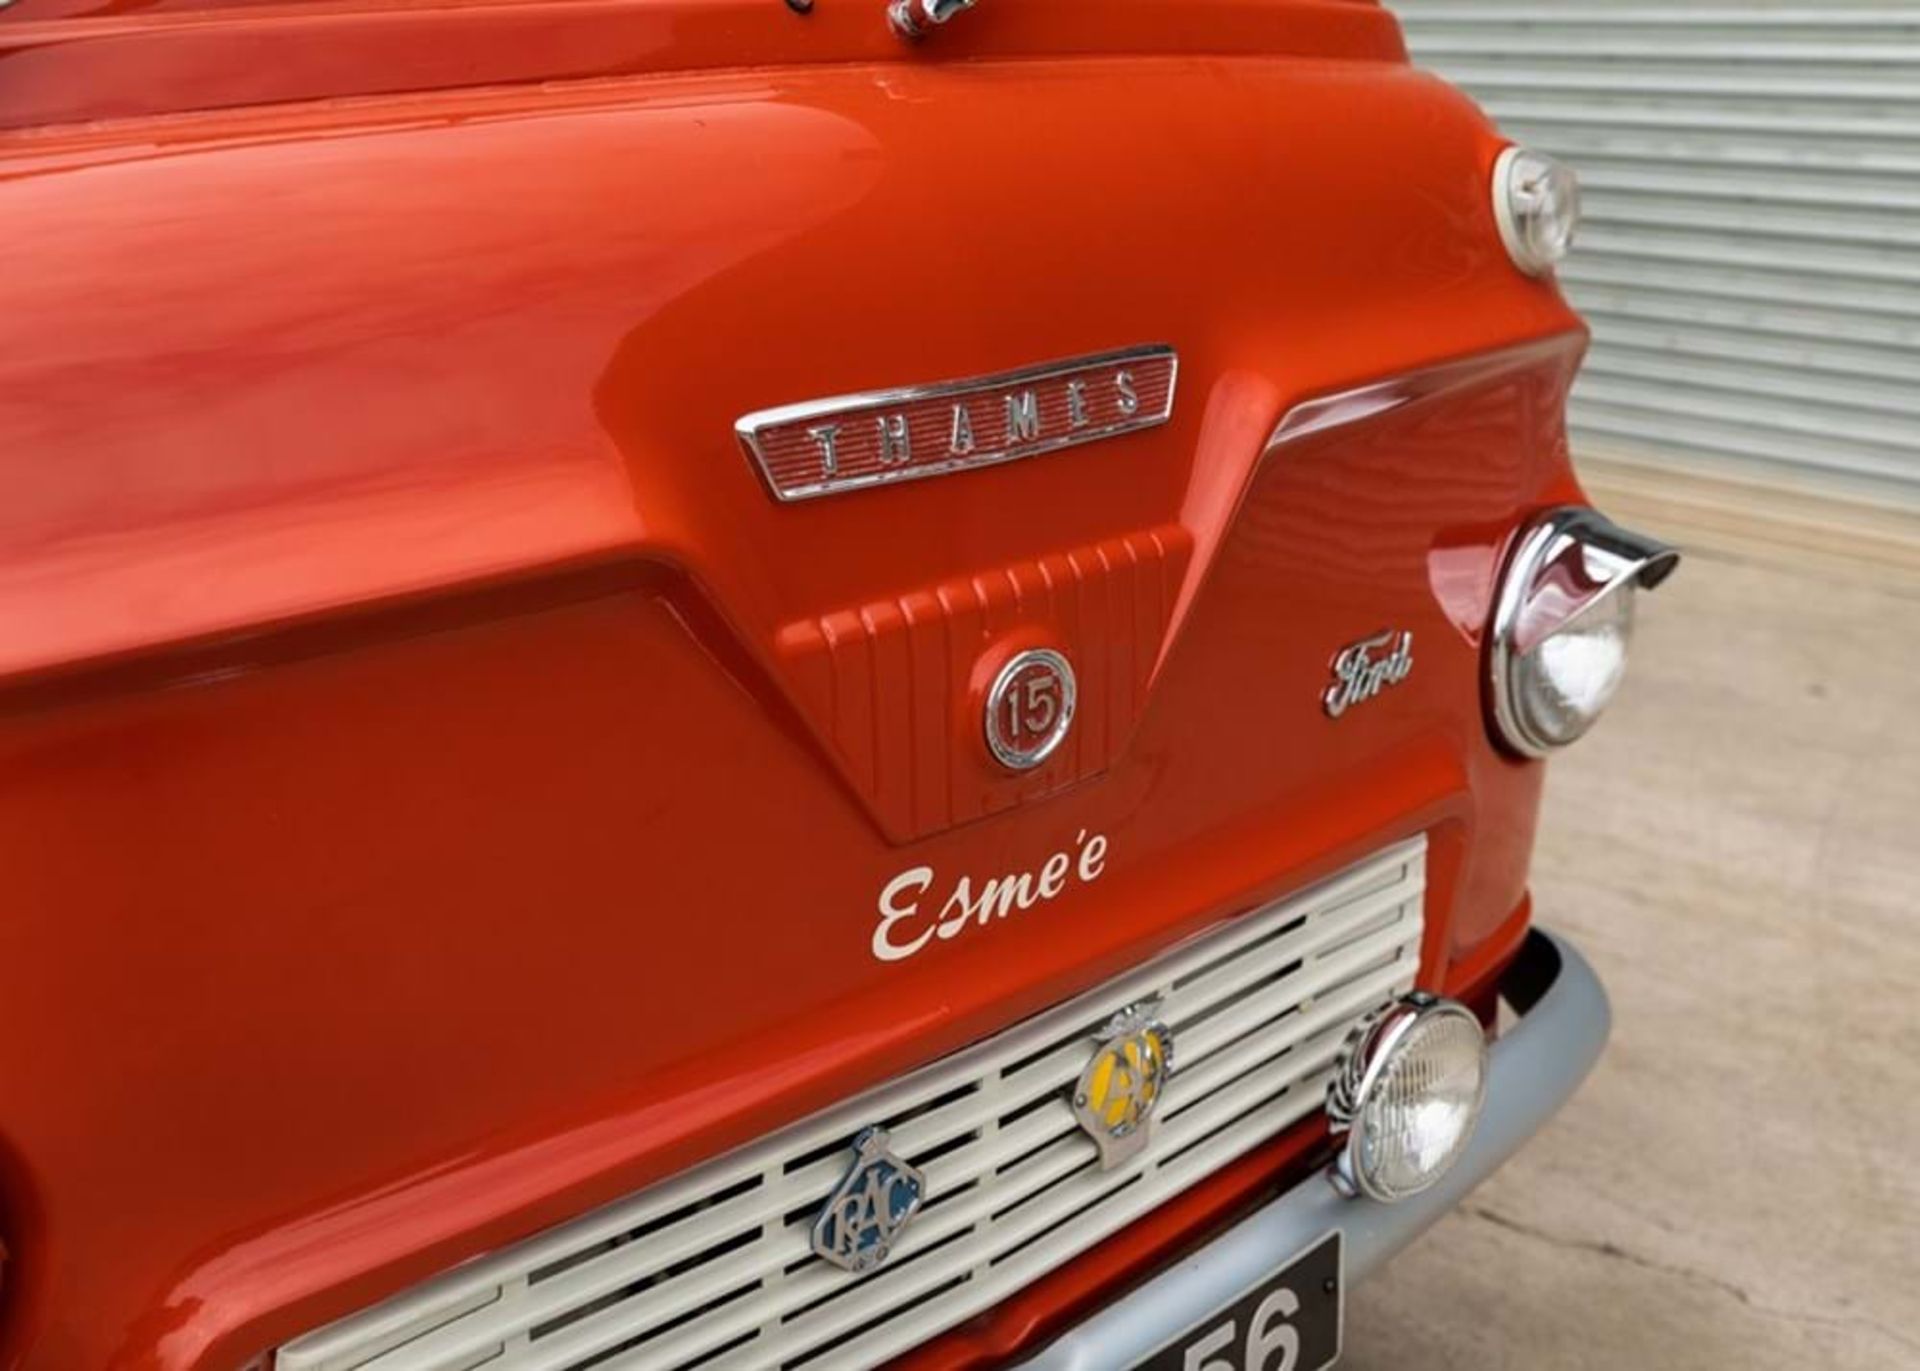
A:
[872,830,1110,963]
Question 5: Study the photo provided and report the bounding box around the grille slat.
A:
[1171,910,1418,1067]
[1165,957,1413,1116]
[281,838,1427,1371]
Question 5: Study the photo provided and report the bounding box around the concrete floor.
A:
[1344,543,1920,1368]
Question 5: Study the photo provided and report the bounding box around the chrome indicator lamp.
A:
[890,0,976,38]
[1328,994,1489,1202]
[1490,507,1681,758]
[1493,146,1580,276]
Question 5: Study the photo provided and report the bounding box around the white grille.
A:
[279,838,1426,1371]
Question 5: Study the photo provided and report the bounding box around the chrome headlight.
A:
[1493,146,1580,275]
[1328,994,1488,1202]
[1490,507,1680,757]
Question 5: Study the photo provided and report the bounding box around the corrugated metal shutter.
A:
[1395,3,1920,503]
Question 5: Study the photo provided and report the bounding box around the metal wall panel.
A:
[1396,2,1920,500]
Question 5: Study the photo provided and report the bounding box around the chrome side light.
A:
[1490,507,1680,758]
[1493,146,1580,275]
[889,0,976,38]
[1328,994,1488,1202]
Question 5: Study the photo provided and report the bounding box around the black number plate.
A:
[1133,1231,1342,1371]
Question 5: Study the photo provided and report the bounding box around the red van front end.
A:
[0,2,1674,1366]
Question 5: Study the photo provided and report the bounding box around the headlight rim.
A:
[1489,506,1681,760]
[1327,992,1489,1203]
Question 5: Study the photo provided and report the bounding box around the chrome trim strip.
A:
[1263,334,1582,455]
[1019,926,1611,1370]
[737,344,1178,503]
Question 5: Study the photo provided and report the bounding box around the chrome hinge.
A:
[889,0,976,39]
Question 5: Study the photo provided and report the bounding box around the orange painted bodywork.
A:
[0,2,1587,1366]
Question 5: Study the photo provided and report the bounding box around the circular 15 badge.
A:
[984,648,1076,771]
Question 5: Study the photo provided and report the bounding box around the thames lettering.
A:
[949,402,976,454]
[875,412,911,465]
[807,422,842,477]
[1004,389,1040,443]
[737,347,1174,500]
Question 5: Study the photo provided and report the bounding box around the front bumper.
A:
[1018,926,1609,1369]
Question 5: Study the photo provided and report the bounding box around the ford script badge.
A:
[1072,1000,1175,1170]
[736,345,1177,502]
[810,1126,927,1273]
[985,648,1076,771]
[1323,629,1414,719]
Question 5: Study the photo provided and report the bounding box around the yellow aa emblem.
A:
[1072,1001,1175,1170]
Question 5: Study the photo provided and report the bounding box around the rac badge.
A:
[1072,1000,1175,1170]
[1323,629,1414,719]
[810,1126,927,1273]
[735,345,1177,502]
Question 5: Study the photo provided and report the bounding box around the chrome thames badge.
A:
[1323,629,1414,719]
[1072,1000,1175,1170]
[985,648,1076,771]
[810,1127,927,1273]
[736,346,1177,502]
